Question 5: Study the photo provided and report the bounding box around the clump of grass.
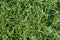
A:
[0,0,60,40]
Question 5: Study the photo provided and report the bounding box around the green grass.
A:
[0,0,60,40]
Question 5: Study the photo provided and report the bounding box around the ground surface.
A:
[0,0,60,40]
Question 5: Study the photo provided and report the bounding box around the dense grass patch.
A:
[0,0,60,40]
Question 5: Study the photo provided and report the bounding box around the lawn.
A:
[0,0,60,40]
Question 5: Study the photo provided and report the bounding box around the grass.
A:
[0,0,60,40]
